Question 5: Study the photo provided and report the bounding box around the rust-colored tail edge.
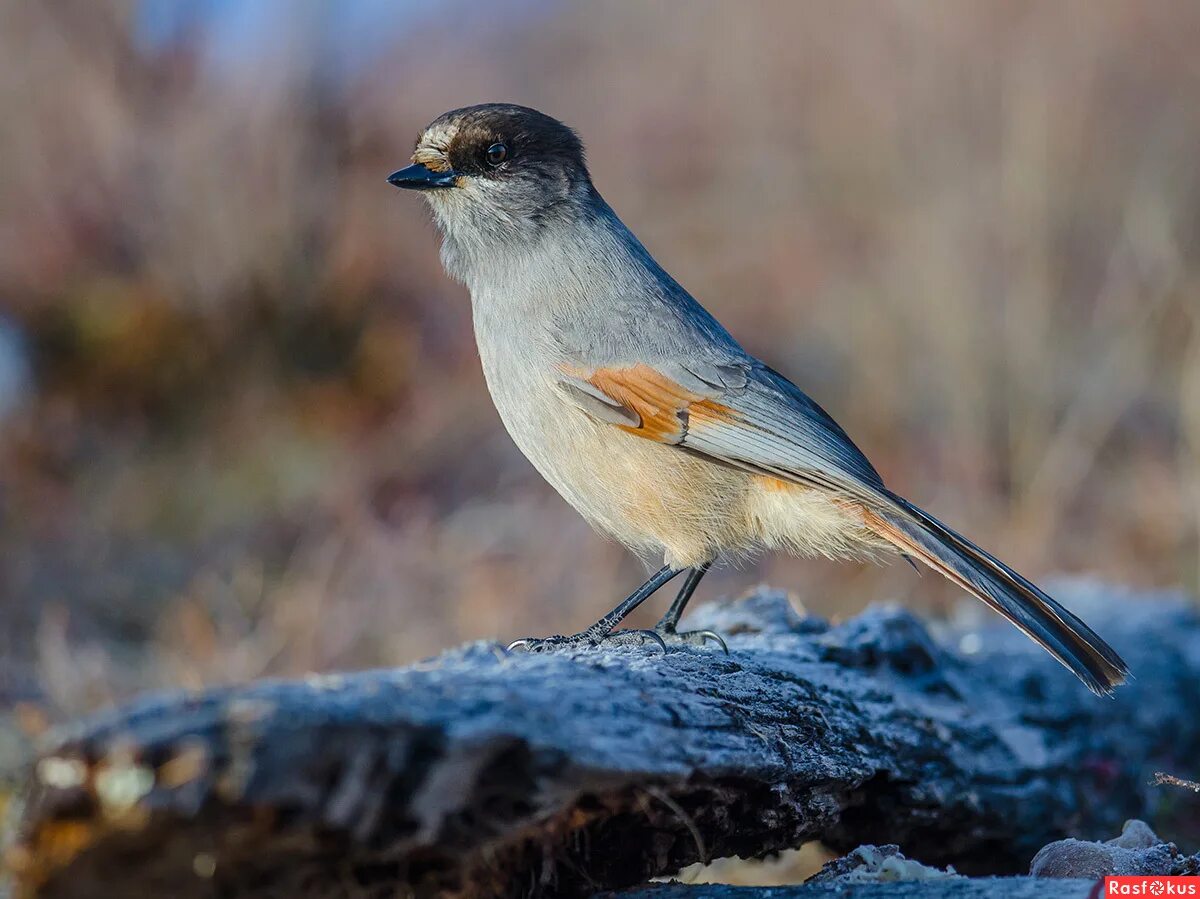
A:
[862,493,1129,696]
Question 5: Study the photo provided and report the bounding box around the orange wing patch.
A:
[754,474,795,493]
[584,364,739,444]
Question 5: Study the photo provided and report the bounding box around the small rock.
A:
[1109,819,1162,850]
[807,844,960,884]
[1030,819,1196,878]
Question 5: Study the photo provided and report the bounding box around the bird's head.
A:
[389,104,592,255]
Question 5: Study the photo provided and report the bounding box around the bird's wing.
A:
[555,358,886,496]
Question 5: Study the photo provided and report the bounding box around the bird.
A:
[387,103,1129,695]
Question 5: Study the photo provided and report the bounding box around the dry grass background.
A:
[1,0,1198,729]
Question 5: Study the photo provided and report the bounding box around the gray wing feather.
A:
[725,365,885,492]
[555,374,642,427]
[651,358,885,494]
[562,346,886,496]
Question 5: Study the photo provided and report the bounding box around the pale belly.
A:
[479,354,747,566]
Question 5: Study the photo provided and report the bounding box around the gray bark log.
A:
[9,582,1200,898]
[601,881,1100,899]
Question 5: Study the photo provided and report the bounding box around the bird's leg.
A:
[507,565,683,653]
[652,562,727,652]
[655,563,710,632]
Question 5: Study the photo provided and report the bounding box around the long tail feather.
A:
[862,491,1129,695]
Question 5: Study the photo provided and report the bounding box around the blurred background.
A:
[1,0,1198,737]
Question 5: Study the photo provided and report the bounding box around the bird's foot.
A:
[654,625,729,654]
[506,628,668,654]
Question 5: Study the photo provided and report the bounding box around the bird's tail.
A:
[860,491,1129,695]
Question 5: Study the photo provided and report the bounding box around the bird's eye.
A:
[485,142,508,166]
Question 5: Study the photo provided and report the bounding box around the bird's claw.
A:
[505,629,667,655]
[603,628,669,653]
[505,635,578,653]
[695,629,730,653]
[655,627,730,654]
[505,626,727,656]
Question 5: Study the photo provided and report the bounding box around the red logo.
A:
[1105,877,1200,896]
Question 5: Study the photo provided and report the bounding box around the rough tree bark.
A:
[601,881,1101,899]
[7,581,1200,899]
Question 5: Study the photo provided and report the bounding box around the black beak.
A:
[387,163,458,191]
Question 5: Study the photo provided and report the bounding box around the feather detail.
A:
[568,363,740,445]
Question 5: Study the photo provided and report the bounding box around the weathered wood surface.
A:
[603,880,1100,899]
[8,581,1200,898]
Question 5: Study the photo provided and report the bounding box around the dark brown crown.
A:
[423,103,588,181]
